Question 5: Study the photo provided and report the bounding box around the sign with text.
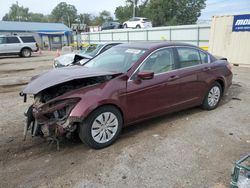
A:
[232,14,250,32]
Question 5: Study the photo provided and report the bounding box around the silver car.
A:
[53,42,121,68]
[0,35,39,57]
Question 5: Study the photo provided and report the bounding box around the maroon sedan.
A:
[21,42,232,149]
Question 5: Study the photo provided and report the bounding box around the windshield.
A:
[84,46,146,73]
[80,44,105,57]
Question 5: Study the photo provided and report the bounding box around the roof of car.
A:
[117,42,197,50]
[89,42,122,45]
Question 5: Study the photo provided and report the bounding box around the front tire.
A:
[202,82,222,110]
[123,24,127,28]
[136,25,141,29]
[79,106,123,149]
[21,48,31,57]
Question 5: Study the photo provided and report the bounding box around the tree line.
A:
[2,2,113,27]
[2,0,206,27]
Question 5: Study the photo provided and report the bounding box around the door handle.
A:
[202,67,211,71]
[167,75,180,81]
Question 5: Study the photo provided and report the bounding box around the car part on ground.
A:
[0,35,39,57]
[53,42,121,68]
[123,17,152,29]
[231,153,250,188]
[21,42,232,149]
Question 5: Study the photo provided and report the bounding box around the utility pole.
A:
[133,0,136,18]
[67,14,70,28]
[16,1,20,21]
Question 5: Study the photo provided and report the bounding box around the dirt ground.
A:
[0,52,249,188]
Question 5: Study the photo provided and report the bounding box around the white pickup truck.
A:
[0,35,39,57]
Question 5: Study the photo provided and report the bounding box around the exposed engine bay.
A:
[22,75,114,149]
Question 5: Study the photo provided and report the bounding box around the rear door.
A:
[19,36,37,51]
[175,47,211,105]
[130,18,139,28]
[6,36,22,53]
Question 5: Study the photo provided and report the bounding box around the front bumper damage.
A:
[24,97,82,149]
[19,67,120,149]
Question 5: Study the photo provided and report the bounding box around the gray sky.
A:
[0,0,249,21]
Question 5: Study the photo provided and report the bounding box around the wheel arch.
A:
[88,103,124,125]
[214,78,225,94]
[201,77,225,105]
[74,100,125,126]
[20,46,32,52]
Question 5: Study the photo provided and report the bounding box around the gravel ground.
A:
[0,52,249,188]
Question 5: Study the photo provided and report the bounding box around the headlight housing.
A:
[34,98,80,123]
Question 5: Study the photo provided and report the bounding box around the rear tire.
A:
[202,82,222,110]
[78,105,123,149]
[136,25,141,29]
[123,24,127,28]
[21,48,31,57]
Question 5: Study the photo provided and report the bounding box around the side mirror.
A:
[137,71,154,80]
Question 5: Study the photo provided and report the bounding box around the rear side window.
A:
[199,51,209,64]
[0,37,7,44]
[20,36,36,43]
[142,19,150,22]
[7,37,20,43]
[177,47,202,68]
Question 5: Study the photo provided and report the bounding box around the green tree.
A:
[144,0,206,26]
[29,13,49,22]
[78,13,92,25]
[115,5,133,23]
[2,3,49,22]
[2,3,30,21]
[115,0,206,26]
[115,0,149,23]
[50,2,78,27]
[92,10,113,25]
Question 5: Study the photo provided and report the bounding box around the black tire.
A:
[21,48,31,57]
[78,105,123,149]
[202,82,222,110]
[123,24,127,28]
[136,25,141,29]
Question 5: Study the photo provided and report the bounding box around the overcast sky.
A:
[0,0,249,21]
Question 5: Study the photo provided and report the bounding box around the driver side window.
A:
[140,48,175,74]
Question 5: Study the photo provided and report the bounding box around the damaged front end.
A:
[24,96,80,150]
[21,72,116,149]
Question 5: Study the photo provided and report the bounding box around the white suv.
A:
[0,35,39,57]
[123,17,152,29]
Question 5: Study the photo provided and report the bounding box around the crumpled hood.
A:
[23,66,121,94]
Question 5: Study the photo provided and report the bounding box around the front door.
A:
[6,36,21,53]
[126,47,181,123]
[0,37,7,53]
